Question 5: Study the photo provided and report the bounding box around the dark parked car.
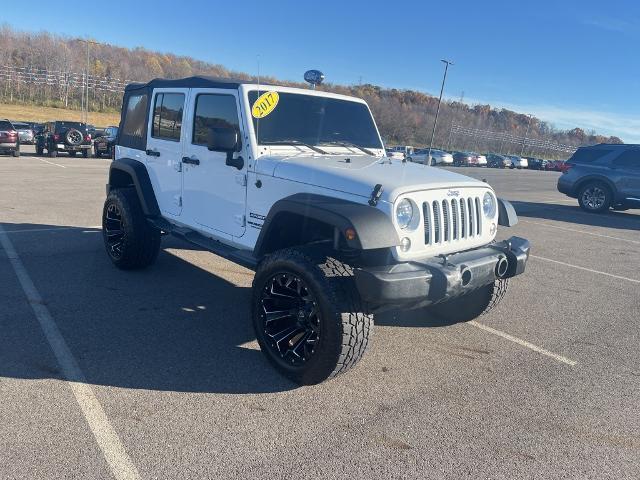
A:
[557,144,640,212]
[527,158,548,170]
[93,126,118,158]
[0,119,20,157]
[486,153,512,168]
[35,121,92,157]
[453,151,477,166]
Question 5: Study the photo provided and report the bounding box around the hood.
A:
[255,153,487,203]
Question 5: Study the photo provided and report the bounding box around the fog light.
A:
[490,223,497,235]
[400,237,411,252]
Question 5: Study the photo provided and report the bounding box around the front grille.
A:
[423,195,482,245]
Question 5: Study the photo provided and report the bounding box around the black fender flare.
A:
[107,158,160,216]
[254,193,400,257]
[498,198,518,227]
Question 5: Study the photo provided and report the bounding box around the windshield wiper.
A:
[320,141,375,156]
[261,140,328,154]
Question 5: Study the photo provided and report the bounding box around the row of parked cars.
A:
[0,118,118,158]
[385,145,569,171]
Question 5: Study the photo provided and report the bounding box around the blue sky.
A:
[3,0,640,141]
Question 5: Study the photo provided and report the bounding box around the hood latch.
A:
[368,184,383,207]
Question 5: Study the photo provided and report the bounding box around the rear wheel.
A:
[252,248,373,385]
[578,181,611,213]
[428,279,509,323]
[102,188,161,270]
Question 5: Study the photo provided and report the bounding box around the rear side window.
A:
[192,94,240,145]
[121,93,149,139]
[612,150,640,169]
[569,148,612,164]
[0,120,14,130]
[152,93,185,141]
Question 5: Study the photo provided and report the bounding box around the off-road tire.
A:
[428,279,509,323]
[252,247,373,385]
[578,181,612,213]
[102,188,161,270]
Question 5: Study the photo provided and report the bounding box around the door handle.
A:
[146,149,160,157]
[182,156,200,165]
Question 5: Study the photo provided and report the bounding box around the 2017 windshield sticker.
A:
[252,91,279,118]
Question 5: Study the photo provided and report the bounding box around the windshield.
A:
[248,90,382,150]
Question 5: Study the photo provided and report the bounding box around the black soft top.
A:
[124,75,243,92]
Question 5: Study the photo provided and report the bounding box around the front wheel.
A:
[428,279,509,323]
[252,248,373,385]
[578,182,611,213]
[102,188,161,270]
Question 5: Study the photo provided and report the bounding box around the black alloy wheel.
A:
[259,272,320,366]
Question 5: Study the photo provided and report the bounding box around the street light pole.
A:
[79,39,99,124]
[427,59,453,165]
[520,114,532,156]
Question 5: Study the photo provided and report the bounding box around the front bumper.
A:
[355,236,530,311]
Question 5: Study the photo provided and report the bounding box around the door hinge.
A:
[173,195,182,207]
[235,173,247,186]
[234,214,246,226]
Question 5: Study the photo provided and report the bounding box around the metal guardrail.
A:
[0,65,130,93]
[450,124,577,154]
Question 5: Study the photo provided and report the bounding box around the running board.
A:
[148,217,258,270]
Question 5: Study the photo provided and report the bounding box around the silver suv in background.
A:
[557,144,640,212]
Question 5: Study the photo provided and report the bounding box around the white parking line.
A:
[522,220,640,245]
[531,254,640,284]
[0,224,140,480]
[37,158,66,168]
[468,321,577,366]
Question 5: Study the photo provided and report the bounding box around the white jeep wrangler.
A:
[102,76,530,384]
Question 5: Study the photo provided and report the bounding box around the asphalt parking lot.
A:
[1,146,639,479]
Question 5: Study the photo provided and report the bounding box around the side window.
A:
[152,93,185,141]
[121,93,149,139]
[192,94,240,145]
[569,148,612,164]
[613,151,640,169]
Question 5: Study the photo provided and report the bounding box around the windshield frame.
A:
[240,85,385,157]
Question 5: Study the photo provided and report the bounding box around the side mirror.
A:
[207,127,238,153]
[207,126,244,170]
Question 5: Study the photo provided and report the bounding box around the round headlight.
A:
[483,192,496,218]
[396,199,414,229]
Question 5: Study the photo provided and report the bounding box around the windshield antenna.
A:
[256,54,261,147]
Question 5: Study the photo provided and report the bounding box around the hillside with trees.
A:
[0,25,623,159]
